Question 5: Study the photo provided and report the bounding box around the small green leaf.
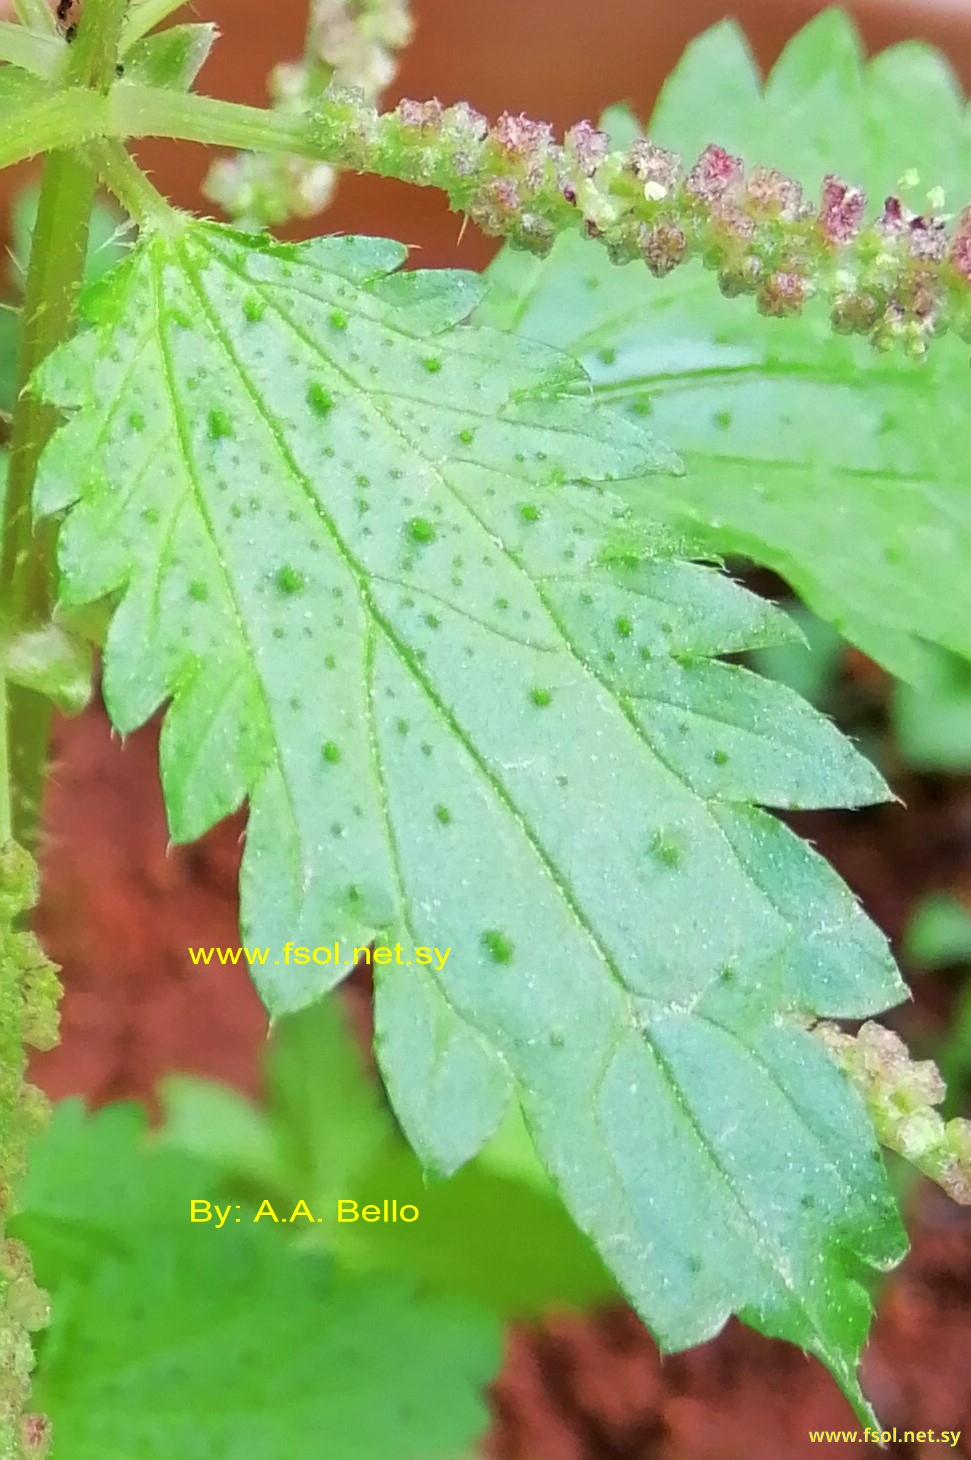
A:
[892,647,971,771]
[477,12,971,684]
[4,623,92,715]
[14,1103,500,1460]
[122,22,217,91]
[904,894,971,970]
[34,220,907,1417]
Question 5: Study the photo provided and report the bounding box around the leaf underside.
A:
[478,9,971,684]
[34,220,907,1417]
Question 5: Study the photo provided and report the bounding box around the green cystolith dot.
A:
[458,428,475,444]
[307,382,334,416]
[481,929,514,964]
[407,517,437,545]
[208,408,234,440]
[434,805,452,825]
[530,686,553,707]
[519,503,540,523]
[421,356,443,373]
[330,309,348,330]
[275,565,306,595]
[243,294,266,323]
[712,749,730,766]
[649,830,682,869]
[322,741,341,764]
[615,616,633,638]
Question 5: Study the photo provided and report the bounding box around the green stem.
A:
[90,137,181,227]
[0,89,109,172]
[0,675,12,847]
[2,150,96,630]
[111,85,313,153]
[64,0,131,88]
[1,0,130,847]
[0,149,94,845]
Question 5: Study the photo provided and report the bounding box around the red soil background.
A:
[9,0,971,1454]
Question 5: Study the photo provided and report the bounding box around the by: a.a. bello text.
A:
[189,1198,419,1226]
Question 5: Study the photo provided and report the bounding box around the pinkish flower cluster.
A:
[684,143,743,203]
[308,88,971,355]
[818,175,865,245]
[817,1021,971,1205]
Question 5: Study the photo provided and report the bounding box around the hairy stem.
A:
[1,0,131,848]
[90,137,179,227]
[0,148,95,846]
[0,90,109,173]
[2,150,94,630]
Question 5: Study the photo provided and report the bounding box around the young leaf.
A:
[477,11,971,684]
[33,220,906,1417]
[13,1103,500,1460]
[122,22,217,91]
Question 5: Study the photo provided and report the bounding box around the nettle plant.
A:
[2,0,971,1450]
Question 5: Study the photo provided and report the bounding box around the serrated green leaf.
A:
[477,9,971,684]
[13,1103,500,1460]
[33,219,907,1416]
[35,1249,498,1460]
